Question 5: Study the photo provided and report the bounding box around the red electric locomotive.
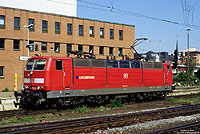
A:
[14,56,173,108]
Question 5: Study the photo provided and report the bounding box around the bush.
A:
[2,88,9,92]
[177,71,200,86]
[74,105,89,113]
[110,98,124,108]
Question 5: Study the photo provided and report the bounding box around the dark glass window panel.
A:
[13,40,20,50]
[0,39,5,49]
[119,30,123,40]
[107,60,118,68]
[28,19,34,31]
[100,28,104,38]
[41,42,47,52]
[0,15,5,29]
[131,61,141,68]
[79,25,83,36]
[56,60,63,70]
[118,48,123,56]
[89,46,94,54]
[54,43,60,53]
[99,46,104,55]
[120,61,129,68]
[42,20,48,33]
[14,17,20,30]
[78,45,83,52]
[67,44,72,53]
[109,47,113,56]
[0,66,4,76]
[55,22,60,34]
[110,29,114,39]
[67,23,72,35]
[33,60,47,70]
[90,26,94,37]
[29,41,34,52]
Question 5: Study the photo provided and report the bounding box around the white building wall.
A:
[0,0,77,17]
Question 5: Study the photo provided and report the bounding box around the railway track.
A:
[0,109,58,120]
[0,104,200,134]
[147,121,200,134]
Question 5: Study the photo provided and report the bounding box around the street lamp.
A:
[24,24,33,57]
[185,28,192,72]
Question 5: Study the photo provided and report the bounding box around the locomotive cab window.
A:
[25,60,47,71]
[33,60,47,70]
[56,60,63,70]
[25,60,34,71]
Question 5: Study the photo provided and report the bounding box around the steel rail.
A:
[146,121,200,134]
[0,104,200,134]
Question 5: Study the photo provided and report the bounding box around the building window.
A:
[99,46,104,55]
[109,47,113,56]
[78,45,83,52]
[110,29,114,39]
[55,22,60,34]
[54,43,60,53]
[41,42,47,52]
[79,25,83,36]
[0,66,4,78]
[29,41,34,52]
[67,23,72,35]
[100,28,104,38]
[119,30,123,40]
[67,44,72,53]
[13,40,20,51]
[90,26,94,37]
[14,17,20,30]
[28,18,34,31]
[42,20,48,33]
[118,48,123,56]
[89,46,94,54]
[0,15,5,29]
[0,39,5,50]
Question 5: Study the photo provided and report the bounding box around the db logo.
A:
[123,73,128,79]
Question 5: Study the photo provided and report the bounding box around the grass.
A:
[3,116,33,124]
[2,113,65,124]
[73,105,90,113]
[94,106,110,112]
[166,96,200,104]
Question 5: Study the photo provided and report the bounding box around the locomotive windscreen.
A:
[25,60,47,71]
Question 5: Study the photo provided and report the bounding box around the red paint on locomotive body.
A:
[23,56,173,92]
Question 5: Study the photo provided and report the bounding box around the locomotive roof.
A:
[28,56,170,64]
[28,56,72,60]
[28,56,170,69]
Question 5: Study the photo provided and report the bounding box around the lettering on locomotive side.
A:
[76,76,96,79]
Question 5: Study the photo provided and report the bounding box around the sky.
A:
[77,0,200,54]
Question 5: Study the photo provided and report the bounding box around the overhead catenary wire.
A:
[47,0,200,30]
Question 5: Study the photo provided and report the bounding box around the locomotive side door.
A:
[63,59,72,89]
[163,64,171,85]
